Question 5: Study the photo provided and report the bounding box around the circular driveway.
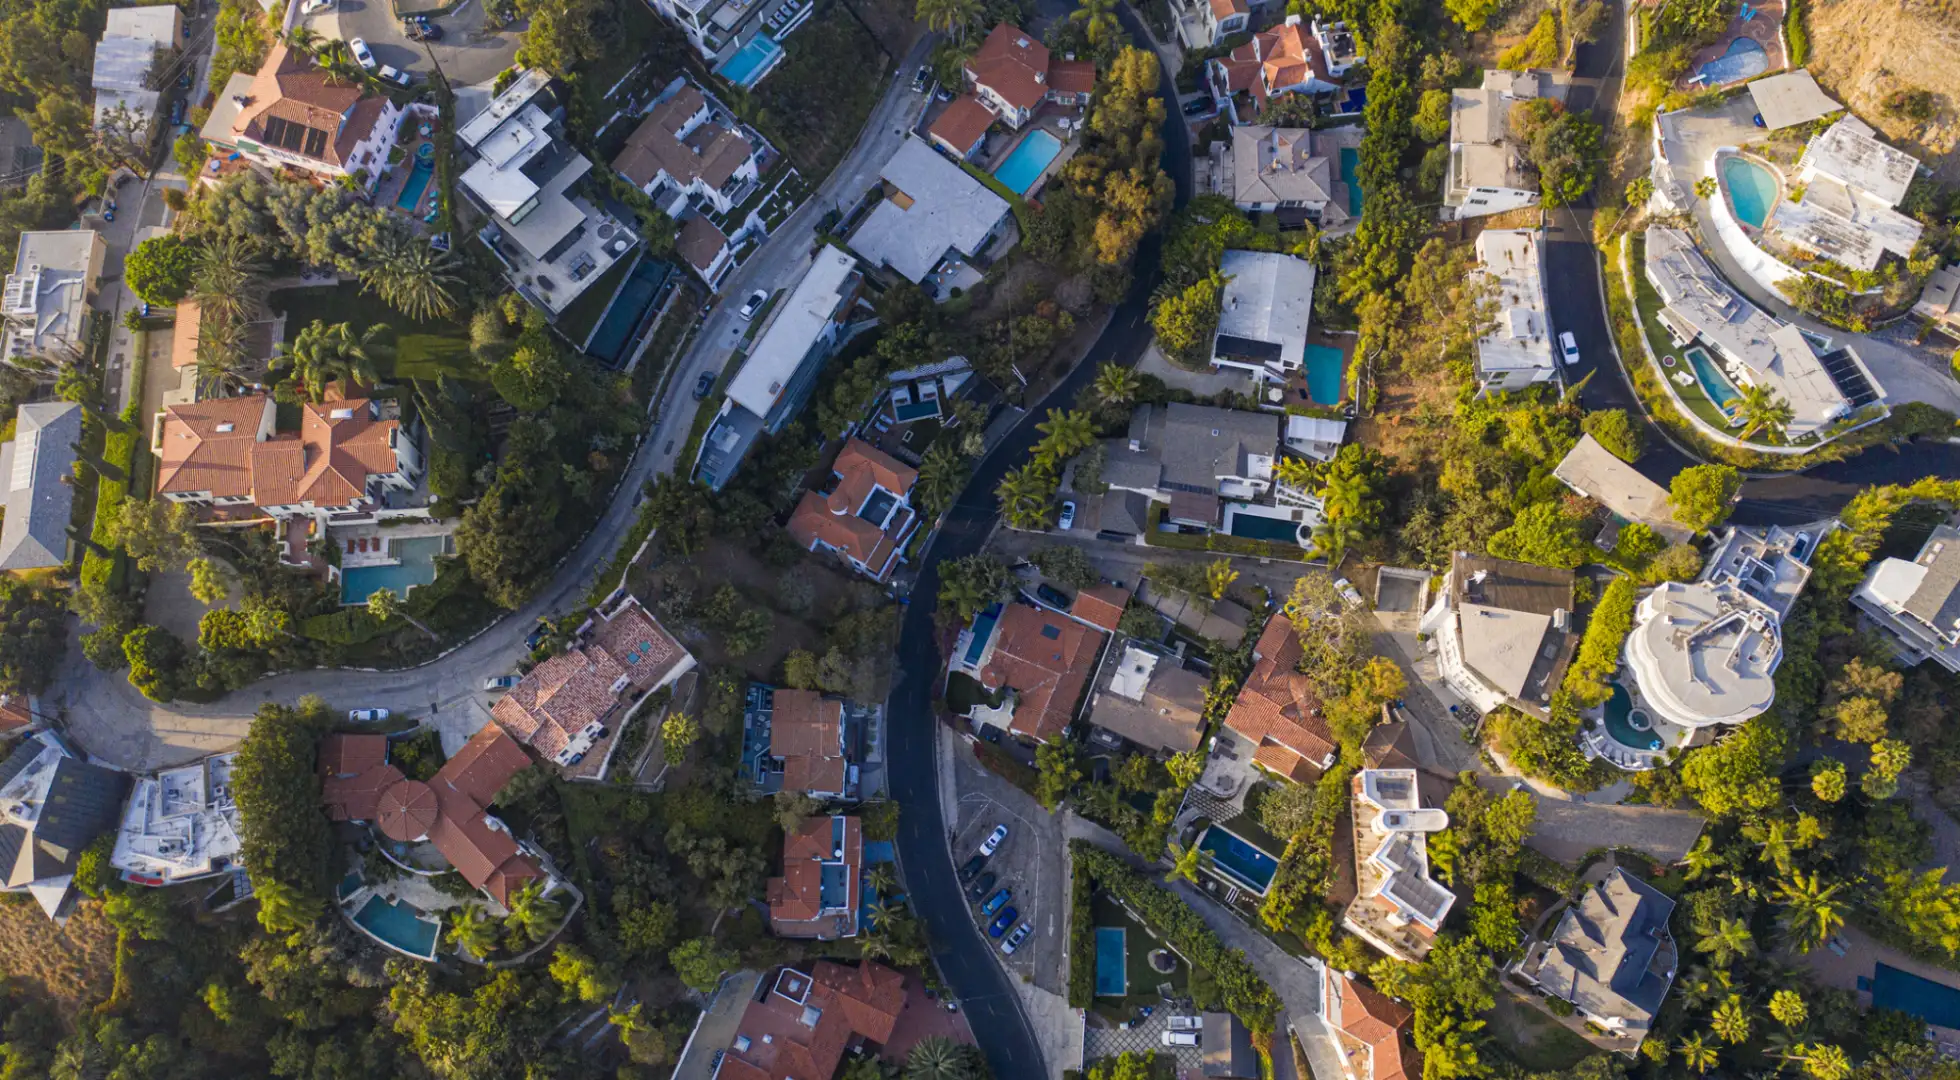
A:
[305,0,520,86]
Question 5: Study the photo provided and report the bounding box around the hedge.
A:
[1067,864,1096,1007]
[300,607,389,645]
[81,401,145,594]
[1517,847,1581,896]
[1564,575,1637,706]
[1071,841,1281,1031]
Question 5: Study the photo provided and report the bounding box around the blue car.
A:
[988,906,1018,938]
[980,888,1011,917]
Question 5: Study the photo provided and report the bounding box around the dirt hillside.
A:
[1805,0,1960,178]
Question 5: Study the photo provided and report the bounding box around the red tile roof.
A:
[1071,584,1131,632]
[768,815,861,937]
[1048,57,1097,96]
[929,95,996,153]
[1210,0,1248,20]
[155,396,273,501]
[722,962,906,1080]
[1331,970,1420,1080]
[978,602,1105,742]
[1224,612,1336,777]
[786,438,918,581]
[319,733,388,778]
[232,44,386,168]
[965,23,1093,111]
[156,393,402,511]
[771,689,847,795]
[321,762,403,822]
[375,778,438,842]
[492,597,688,761]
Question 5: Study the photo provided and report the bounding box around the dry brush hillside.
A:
[1806,0,1960,178]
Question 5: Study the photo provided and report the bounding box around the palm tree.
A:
[995,462,1056,530]
[1712,995,1752,1044]
[1695,175,1718,201]
[915,443,968,519]
[1677,1031,1720,1075]
[1696,916,1755,968]
[1094,362,1139,406]
[1164,840,1212,885]
[503,880,565,945]
[1070,0,1120,47]
[1734,382,1795,441]
[1682,834,1725,881]
[360,227,461,321]
[312,39,369,87]
[195,316,249,397]
[1800,1044,1851,1080]
[1274,456,1317,490]
[1769,989,1808,1029]
[865,863,898,899]
[1772,871,1848,953]
[1309,515,1364,567]
[194,235,267,329]
[284,25,324,56]
[447,905,499,957]
[905,1037,975,1080]
[1033,408,1095,463]
[275,320,394,401]
[915,0,982,43]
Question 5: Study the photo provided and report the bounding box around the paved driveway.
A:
[307,0,519,85]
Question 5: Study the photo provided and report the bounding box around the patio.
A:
[332,519,457,569]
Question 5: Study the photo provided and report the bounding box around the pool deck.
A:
[334,520,457,569]
[1796,921,1960,1033]
[377,125,444,224]
[1679,0,1785,90]
[970,111,1083,201]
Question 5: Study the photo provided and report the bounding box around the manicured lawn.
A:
[1088,892,1188,1020]
[551,254,634,348]
[267,282,480,382]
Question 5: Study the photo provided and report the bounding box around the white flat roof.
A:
[201,73,256,145]
[92,35,162,93]
[1747,69,1840,131]
[1475,229,1554,374]
[104,6,183,45]
[725,248,860,420]
[1216,250,1314,370]
[110,754,243,884]
[459,68,552,148]
[1800,116,1919,208]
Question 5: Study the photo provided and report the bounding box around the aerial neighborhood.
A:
[1,0,1959,1078]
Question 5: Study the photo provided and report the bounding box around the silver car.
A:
[1000,921,1033,954]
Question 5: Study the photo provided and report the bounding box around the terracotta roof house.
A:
[768,689,851,798]
[1071,583,1131,632]
[961,601,1107,743]
[1223,611,1337,782]
[928,94,997,161]
[1207,16,1340,124]
[718,962,905,1080]
[767,814,861,939]
[676,215,735,288]
[786,438,921,582]
[1320,968,1422,1080]
[221,44,404,191]
[152,392,423,523]
[319,726,547,910]
[964,23,1096,129]
[613,80,767,216]
[491,594,695,768]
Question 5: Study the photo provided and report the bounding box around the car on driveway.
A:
[1559,330,1582,367]
[737,289,768,320]
[911,65,931,93]
[348,37,376,70]
[300,0,333,12]
[482,674,521,692]
[348,708,389,722]
[956,854,987,884]
[1182,96,1213,116]
[1056,500,1076,530]
[988,906,1018,937]
[980,888,1011,917]
[966,871,997,903]
[524,621,551,650]
[979,824,1008,856]
[1333,577,1365,609]
[378,65,413,88]
[1034,583,1070,608]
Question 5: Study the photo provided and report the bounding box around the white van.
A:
[1161,1030,1200,1047]
[1167,1015,1203,1032]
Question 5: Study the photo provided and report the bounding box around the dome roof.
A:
[376,778,438,842]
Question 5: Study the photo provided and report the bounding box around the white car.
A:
[378,64,413,88]
[348,708,389,722]
[1559,330,1581,367]
[348,37,376,70]
[300,0,333,12]
[482,674,521,691]
[1001,921,1033,954]
[1333,577,1365,609]
[1161,1031,1200,1047]
[1056,501,1076,530]
[979,824,1008,856]
[737,289,768,320]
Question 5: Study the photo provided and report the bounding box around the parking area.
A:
[302,0,520,87]
[948,740,1067,996]
[1082,1009,1204,1073]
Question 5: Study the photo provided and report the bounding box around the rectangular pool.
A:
[583,257,671,367]
[340,535,448,605]
[716,34,784,89]
[994,130,1062,196]
[1339,147,1363,216]
[1303,342,1344,405]
[1683,345,1742,419]
[394,159,433,211]
[351,895,440,959]
[962,604,1001,666]
[1224,505,1303,545]
[1870,963,1960,1030]
[1199,826,1279,894]
[1095,926,1127,996]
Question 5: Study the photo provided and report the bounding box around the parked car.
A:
[693,371,715,399]
[987,906,1018,938]
[348,708,389,722]
[911,65,931,93]
[1333,577,1365,609]
[1034,583,1070,608]
[1181,96,1213,116]
[956,855,987,884]
[378,65,413,88]
[348,37,376,70]
[1001,921,1033,954]
[966,871,997,903]
[1056,500,1076,530]
[168,98,185,125]
[300,0,333,12]
[979,888,1011,917]
[1161,1030,1200,1048]
[737,289,768,320]
[1167,1015,1203,1032]
[979,824,1008,856]
[177,68,191,89]
[482,674,521,691]
[524,621,551,650]
[1559,330,1581,367]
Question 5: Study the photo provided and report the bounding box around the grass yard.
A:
[1486,990,1598,1072]
[0,894,118,1021]
[1088,892,1189,1021]
[267,282,480,382]
[750,3,893,177]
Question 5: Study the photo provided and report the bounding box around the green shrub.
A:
[1565,575,1638,706]
[1786,0,1810,66]
[1067,869,1095,1008]
[300,607,389,645]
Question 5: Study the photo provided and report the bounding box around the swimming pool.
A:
[1684,345,1743,419]
[993,130,1062,196]
[1224,505,1304,545]
[1095,927,1127,996]
[340,535,447,605]
[1602,682,1661,751]
[716,34,784,89]
[1338,147,1363,216]
[962,604,1002,667]
[1697,36,1768,85]
[1304,342,1344,405]
[394,159,433,211]
[584,257,672,366]
[1721,155,1779,229]
[1199,826,1279,893]
[1870,964,1960,1029]
[351,895,440,959]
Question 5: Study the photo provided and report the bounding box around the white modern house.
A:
[1472,229,1556,393]
[1342,768,1454,962]
[1419,552,1576,718]
[1852,522,1960,673]
[1445,70,1567,220]
[91,6,181,134]
[2,230,106,365]
[644,0,810,85]
[1210,250,1315,381]
[1773,116,1924,273]
[110,753,242,887]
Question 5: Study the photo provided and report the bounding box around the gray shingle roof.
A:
[1535,868,1676,1030]
[1904,526,1960,633]
[0,401,81,571]
[33,757,127,864]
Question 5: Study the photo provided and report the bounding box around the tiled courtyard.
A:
[1083,1009,1203,1073]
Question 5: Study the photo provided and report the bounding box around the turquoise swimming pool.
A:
[1698,36,1767,85]
[1869,964,1960,1029]
[340,535,447,605]
[1339,147,1363,216]
[394,159,433,211]
[1199,826,1279,894]
[585,257,671,367]
[1225,506,1304,545]
[716,34,784,88]
[1721,155,1779,229]
[1602,682,1661,751]
[994,130,1062,196]
[1684,345,1743,419]
[1303,342,1344,405]
[1095,927,1127,996]
[352,895,440,959]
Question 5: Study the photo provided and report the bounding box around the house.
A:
[964,24,1096,130]
[1445,69,1568,219]
[696,248,863,490]
[768,814,861,939]
[1619,523,1825,752]
[1771,116,1924,273]
[1644,226,1881,441]
[1471,229,1556,393]
[1139,579,1252,644]
[458,69,638,317]
[91,6,180,133]
[766,689,852,798]
[1552,434,1692,547]
[1086,642,1208,754]
[1514,867,1677,1050]
[676,214,735,288]
[1211,250,1316,381]
[1311,17,1363,77]
[0,402,81,571]
[1319,967,1422,1080]
[152,392,424,523]
[1417,552,1576,718]
[929,95,998,161]
[110,753,241,886]
[1218,125,1361,228]
[1071,583,1131,633]
[959,600,1107,742]
[1285,415,1347,463]
[717,962,905,1080]
[1207,16,1342,125]
[1222,611,1337,783]
[785,438,920,582]
[1853,522,1960,673]
[644,0,810,80]
[0,696,34,737]
[320,725,549,910]
[0,733,130,921]
[850,137,1012,287]
[612,80,766,216]
[219,44,403,192]
[491,594,695,769]
[1914,264,1960,339]
[1103,403,1281,524]
[1175,0,1250,51]
[2,230,106,365]
[1343,769,1455,961]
